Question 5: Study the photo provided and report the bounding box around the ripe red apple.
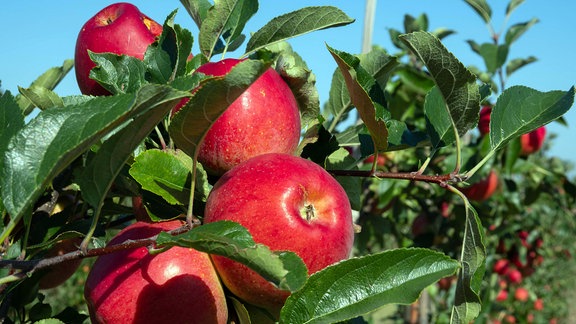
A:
[204,153,354,315]
[174,58,301,175]
[493,259,510,276]
[520,126,546,156]
[38,238,83,289]
[514,287,529,302]
[84,220,227,323]
[461,170,499,202]
[534,298,544,311]
[507,268,523,284]
[478,105,492,136]
[363,153,387,170]
[75,2,163,95]
[496,289,508,302]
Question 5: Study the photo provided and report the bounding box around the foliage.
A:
[0,0,574,323]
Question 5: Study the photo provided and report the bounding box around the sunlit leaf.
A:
[506,0,525,16]
[89,52,148,94]
[179,0,212,29]
[479,43,509,74]
[505,18,539,45]
[506,56,537,77]
[463,0,492,24]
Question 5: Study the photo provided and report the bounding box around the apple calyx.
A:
[301,203,317,222]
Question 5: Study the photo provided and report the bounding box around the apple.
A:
[174,58,301,176]
[204,153,354,315]
[75,2,163,95]
[507,268,523,284]
[461,170,499,202]
[534,298,544,311]
[38,238,83,289]
[478,105,492,136]
[496,289,508,302]
[493,259,510,276]
[363,153,387,170]
[514,287,529,302]
[520,126,546,156]
[84,220,227,323]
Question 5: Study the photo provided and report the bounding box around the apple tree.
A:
[0,0,574,323]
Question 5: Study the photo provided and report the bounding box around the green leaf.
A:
[129,149,211,205]
[168,59,270,159]
[326,45,389,152]
[180,0,212,29]
[199,0,258,59]
[280,248,460,324]
[145,10,194,83]
[479,43,509,74]
[450,204,486,323]
[0,91,24,156]
[506,0,525,16]
[17,86,63,111]
[504,18,539,45]
[400,31,480,139]
[425,86,455,148]
[325,148,361,210]
[89,51,148,94]
[463,0,492,24]
[245,6,355,56]
[32,319,65,324]
[77,86,188,209]
[432,27,456,40]
[156,220,307,292]
[466,40,481,55]
[489,86,575,151]
[403,13,428,33]
[506,56,537,77]
[16,59,73,115]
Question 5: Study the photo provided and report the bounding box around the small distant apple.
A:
[38,238,83,290]
[507,268,523,284]
[461,170,499,202]
[514,287,529,302]
[75,3,163,95]
[496,289,508,302]
[204,153,354,315]
[174,58,301,176]
[520,126,546,156]
[493,259,510,276]
[84,220,228,323]
[534,298,544,311]
[478,105,492,136]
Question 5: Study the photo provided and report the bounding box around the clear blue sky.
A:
[1,1,574,171]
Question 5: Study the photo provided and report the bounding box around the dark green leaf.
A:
[327,45,389,152]
[16,59,73,115]
[394,65,435,95]
[489,86,575,151]
[450,204,486,323]
[403,14,428,33]
[506,56,537,77]
[17,86,63,110]
[425,86,455,148]
[156,220,307,292]
[505,18,539,45]
[479,43,509,74]
[466,40,481,55]
[506,0,525,16]
[463,0,492,24]
[0,91,24,156]
[432,27,456,40]
[77,86,188,209]
[388,28,405,50]
[245,6,354,55]
[89,51,148,94]
[168,59,270,159]
[386,120,429,151]
[400,31,480,138]
[280,248,460,324]
[180,0,212,29]
[199,0,258,59]
[325,148,361,210]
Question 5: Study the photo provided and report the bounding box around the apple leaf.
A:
[489,86,575,152]
[505,18,539,46]
[129,149,211,206]
[245,6,355,56]
[280,248,460,324]
[199,0,258,59]
[506,56,537,77]
[0,91,24,157]
[17,86,63,111]
[168,59,270,159]
[425,86,454,148]
[478,43,509,74]
[400,31,480,140]
[156,220,308,292]
[77,86,188,209]
[15,59,73,115]
[506,0,525,16]
[89,51,148,94]
[463,0,492,24]
[325,148,362,210]
[0,85,183,241]
[179,0,212,29]
[327,45,389,153]
[450,204,486,323]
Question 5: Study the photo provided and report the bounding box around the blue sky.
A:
[1,1,574,171]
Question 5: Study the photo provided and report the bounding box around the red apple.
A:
[84,220,227,323]
[493,259,510,276]
[204,153,354,315]
[38,238,83,289]
[75,3,163,95]
[514,287,529,302]
[461,170,499,202]
[363,153,387,170]
[534,298,544,311]
[520,126,546,156]
[507,268,523,284]
[478,105,492,136]
[174,58,301,175]
[496,289,508,302]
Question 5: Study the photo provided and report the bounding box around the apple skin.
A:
[75,2,163,95]
[461,170,499,202]
[38,238,83,290]
[175,58,301,176]
[84,220,227,324]
[520,126,546,156]
[478,105,492,136]
[204,153,354,314]
[514,287,529,302]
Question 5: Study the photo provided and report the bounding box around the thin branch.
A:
[328,169,464,186]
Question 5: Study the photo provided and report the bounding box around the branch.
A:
[328,169,466,185]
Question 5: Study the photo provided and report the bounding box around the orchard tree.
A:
[0,1,574,323]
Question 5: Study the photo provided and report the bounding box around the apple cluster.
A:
[74,3,354,322]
